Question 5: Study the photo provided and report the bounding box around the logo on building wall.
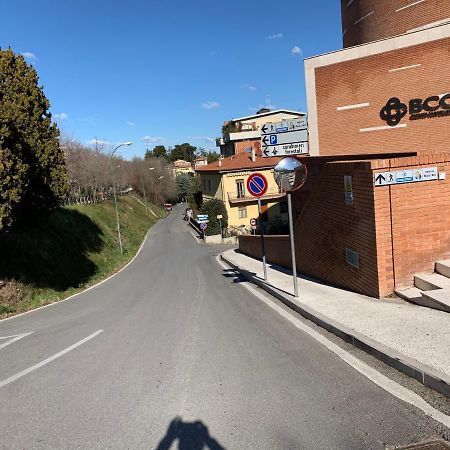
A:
[380,98,407,126]
[380,94,450,126]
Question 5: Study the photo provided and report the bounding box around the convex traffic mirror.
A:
[273,157,307,191]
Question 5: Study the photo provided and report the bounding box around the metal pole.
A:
[141,176,148,217]
[219,218,223,243]
[109,155,123,254]
[288,193,298,297]
[258,198,267,281]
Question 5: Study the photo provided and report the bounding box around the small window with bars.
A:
[238,206,247,219]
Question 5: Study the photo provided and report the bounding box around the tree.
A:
[0,48,69,230]
[169,143,197,163]
[207,151,219,163]
[188,174,202,210]
[200,198,228,235]
[145,145,167,160]
[176,174,192,202]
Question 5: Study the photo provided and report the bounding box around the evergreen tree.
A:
[0,48,69,230]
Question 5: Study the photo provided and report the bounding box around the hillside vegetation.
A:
[0,196,164,318]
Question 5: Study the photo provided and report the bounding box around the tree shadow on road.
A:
[154,417,226,450]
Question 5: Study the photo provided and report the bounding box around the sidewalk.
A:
[221,249,450,398]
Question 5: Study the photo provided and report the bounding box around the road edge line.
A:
[216,255,450,428]
[0,224,155,323]
[218,253,450,400]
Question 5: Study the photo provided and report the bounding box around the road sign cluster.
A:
[261,118,309,158]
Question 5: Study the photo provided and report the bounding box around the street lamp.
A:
[109,141,132,254]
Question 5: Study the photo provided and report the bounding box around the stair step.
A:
[395,287,423,303]
[414,273,450,291]
[421,289,450,313]
[435,259,450,278]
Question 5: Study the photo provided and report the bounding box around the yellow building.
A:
[172,159,194,177]
[196,151,288,232]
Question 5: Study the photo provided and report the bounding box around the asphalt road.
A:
[0,205,448,450]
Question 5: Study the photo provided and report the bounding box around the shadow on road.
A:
[155,417,226,450]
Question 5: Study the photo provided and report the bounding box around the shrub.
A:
[200,198,227,235]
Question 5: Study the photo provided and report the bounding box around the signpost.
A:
[247,173,269,281]
[217,215,223,239]
[250,218,257,235]
[273,157,308,298]
[261,118,309,158]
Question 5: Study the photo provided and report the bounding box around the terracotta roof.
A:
[196,152,282,173]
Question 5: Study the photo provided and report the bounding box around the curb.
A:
[220,253,450,399]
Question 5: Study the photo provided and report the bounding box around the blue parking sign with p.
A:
[270,135,277,145]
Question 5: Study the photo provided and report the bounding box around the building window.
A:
[238,206,247,219]
[203,178,207,191]
[236,179,245,198]
[208,179,211,191]
[280,202,288,213]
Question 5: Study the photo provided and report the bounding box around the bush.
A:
[0,280,25,315]
[200,198,227,235]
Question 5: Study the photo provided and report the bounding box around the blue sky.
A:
[2,0,342,159]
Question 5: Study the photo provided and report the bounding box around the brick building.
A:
[239,1,450,302]
[342,0,450,48]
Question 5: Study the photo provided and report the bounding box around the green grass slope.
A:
[0,196,164,318]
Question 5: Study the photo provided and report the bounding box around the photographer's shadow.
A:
[155,417,225,450]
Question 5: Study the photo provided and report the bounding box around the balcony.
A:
[227,189,286,204]
[225,130,261,142]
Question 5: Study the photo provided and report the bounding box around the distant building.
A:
[196,149,287,230]
[172,159,194,177]
[193,156,208,171]
[216,109,306,158]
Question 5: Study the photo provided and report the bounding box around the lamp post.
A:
[109,141,132,254]
[142,167,155,217]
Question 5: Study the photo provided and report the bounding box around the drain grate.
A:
[393,440,450,450]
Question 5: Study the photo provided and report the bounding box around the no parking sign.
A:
[247,173,268,197]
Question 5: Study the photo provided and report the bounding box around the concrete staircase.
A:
[395,260,450,313]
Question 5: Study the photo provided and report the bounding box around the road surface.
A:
[0,205,448,449]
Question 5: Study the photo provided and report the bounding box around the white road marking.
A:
[0,332,33,351]
[0,330,103,388]
[216,256,450,429]
[188,227,202,244]
[1,225,152,323]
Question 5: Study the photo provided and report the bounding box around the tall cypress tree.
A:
[0,48,69,230]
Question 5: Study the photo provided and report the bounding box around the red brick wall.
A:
[239,235,291,268]
[341,0,450,47]
[241,160,381,297]
[234,139,261,155]
[314,37,450,157]
[373,154,450,292]
[239,154,450,298]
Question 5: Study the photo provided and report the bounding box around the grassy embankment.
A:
[0,196,165,318]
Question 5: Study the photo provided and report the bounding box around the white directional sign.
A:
[374,167,438,186]
[261,118,307,135]
[261,118,308,158]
